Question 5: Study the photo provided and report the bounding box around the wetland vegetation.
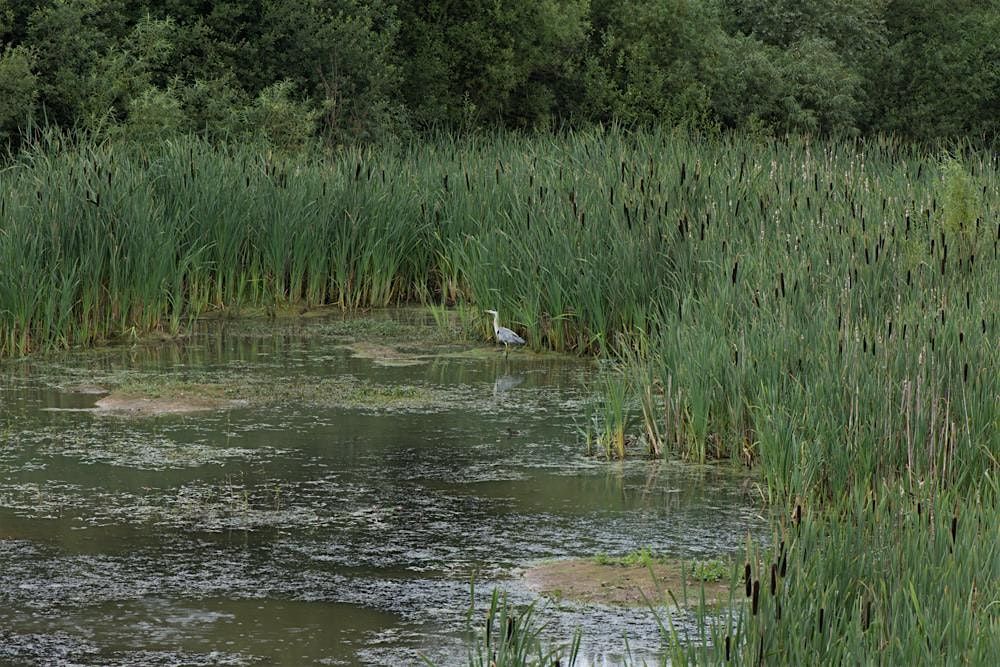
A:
[2,2,998,661]
[1,127,998,663]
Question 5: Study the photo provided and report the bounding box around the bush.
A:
[0,45,37,141]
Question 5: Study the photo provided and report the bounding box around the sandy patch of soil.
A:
[94,393,244,416]
[521,558,731,607]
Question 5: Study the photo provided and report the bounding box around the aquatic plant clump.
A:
[660,488,1000,665]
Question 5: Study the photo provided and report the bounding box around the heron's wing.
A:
[499,327,526,344]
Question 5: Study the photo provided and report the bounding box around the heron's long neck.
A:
[492,312,501,334]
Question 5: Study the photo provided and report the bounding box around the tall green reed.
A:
[460,589,580,667]
[3,128,996,667]
[2,129,995,505]
[660,485,999,665]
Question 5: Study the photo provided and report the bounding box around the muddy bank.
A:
[94,394,244,416]
[522,558,732,607]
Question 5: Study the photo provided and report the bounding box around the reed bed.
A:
[662,485,999,665]
[2,129,996,663]
[3,129,996,496]
[463,589,581,667]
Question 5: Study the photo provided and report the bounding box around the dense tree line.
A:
[1,0,997,148]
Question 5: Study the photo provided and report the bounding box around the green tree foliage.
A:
[85,15,179,132]
[714,0,880,135]
[0,44,37,141]
[718,0,888,66]
[874,0,1000,140]
[246,80,319,149]
[772,37,863,135]
[395,0,589,130]
[585,0,722,129]
[0,0,995,145]
[24,0,111,128]
[253,0,403,141]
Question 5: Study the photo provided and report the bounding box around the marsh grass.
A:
[459,589,581,667]
[582,370,635,460]
[659,485,1000,665]
[3,129,997,664]
[9,127,989,500]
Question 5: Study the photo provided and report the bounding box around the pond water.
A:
[0,311,765,665]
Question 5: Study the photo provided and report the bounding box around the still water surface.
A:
[0,312,764,665]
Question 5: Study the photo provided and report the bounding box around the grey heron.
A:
[484,309,525,358]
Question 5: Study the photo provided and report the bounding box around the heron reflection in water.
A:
[493,373,524,398]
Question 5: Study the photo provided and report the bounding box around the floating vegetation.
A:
[215,307,454,342]
[340,341,431,367]
[0,313,764,664]
[4,422,276,471]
